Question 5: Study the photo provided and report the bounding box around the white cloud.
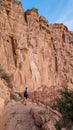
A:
[56,0,73,31]
[63,20,73,31]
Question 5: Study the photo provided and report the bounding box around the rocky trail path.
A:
[0,100,42,130]
[0,99,71,130]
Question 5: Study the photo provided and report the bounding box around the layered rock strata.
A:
[0,0,73,94]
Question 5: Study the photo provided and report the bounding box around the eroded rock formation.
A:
[0,0,73,94]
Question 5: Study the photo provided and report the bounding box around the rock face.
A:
[0,0,73,93]
[30,106,61,130]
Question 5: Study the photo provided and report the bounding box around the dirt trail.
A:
[0,101,42,130]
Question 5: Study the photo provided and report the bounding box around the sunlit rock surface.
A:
[0,0,73,94]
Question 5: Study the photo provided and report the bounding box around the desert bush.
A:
[10,93,21,101]
[55,120,62,130]
[10,93,18,101]
[53,87,73,120]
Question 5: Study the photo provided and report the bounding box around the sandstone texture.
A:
[0,0,73,95]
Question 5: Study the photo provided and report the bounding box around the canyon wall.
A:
[0,0,73,93]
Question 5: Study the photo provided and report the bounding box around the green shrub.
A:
[53,87,73,120]
[55,120,62,130]
[10,93,18,101]
[10,93,21,101]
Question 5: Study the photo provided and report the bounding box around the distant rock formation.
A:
[0,0,73,95]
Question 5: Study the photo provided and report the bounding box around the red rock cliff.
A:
[0,0,73,92]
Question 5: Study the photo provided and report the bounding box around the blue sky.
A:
[19,0,73,31]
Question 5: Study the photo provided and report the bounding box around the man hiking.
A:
[22,87,28,105]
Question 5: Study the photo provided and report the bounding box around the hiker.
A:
[22,87,28,105]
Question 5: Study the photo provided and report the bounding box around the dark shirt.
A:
[24,89,28,99]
